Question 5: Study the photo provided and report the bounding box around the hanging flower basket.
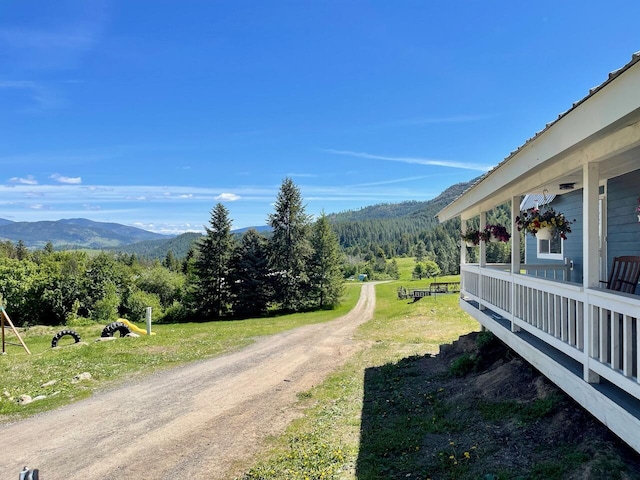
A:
[515,205,573,239]
[461,224,510,246]
[461,229,481,247]
[535,226,552,241]
[485,224,510,243]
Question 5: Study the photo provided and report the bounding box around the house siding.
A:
[606,168,640,294]
[524,189,583,282]
[523,169,640,289]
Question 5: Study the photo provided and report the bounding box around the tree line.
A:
[0,179,344,326]
[0,180,512,327]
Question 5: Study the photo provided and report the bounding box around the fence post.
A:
[145,307,152,335]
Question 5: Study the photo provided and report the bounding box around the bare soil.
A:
[0,283,376,480]
[360,331,640,479]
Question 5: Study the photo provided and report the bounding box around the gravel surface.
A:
[0,283,376,480]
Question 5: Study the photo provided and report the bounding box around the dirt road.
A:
[0,283,375,480]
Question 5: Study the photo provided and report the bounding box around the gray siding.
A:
[522,168,640,291]
[606,168,640,294]
[524,189,583,282]
[606,169,640,262]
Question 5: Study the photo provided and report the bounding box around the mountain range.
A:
[0,180,474,258]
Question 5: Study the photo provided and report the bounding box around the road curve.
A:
[0,283,376,479]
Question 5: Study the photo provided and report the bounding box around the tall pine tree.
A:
[268,178,312,312]
[194,203,234,318]
[309,212,344,308]
[229,229,272,318]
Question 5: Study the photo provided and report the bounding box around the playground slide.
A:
[118,318,156,335]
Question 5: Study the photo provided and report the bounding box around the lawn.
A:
[0,283,362,420]
[240,275,480,479]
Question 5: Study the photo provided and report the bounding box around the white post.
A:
[583,162,600,383]
[145,307,152,335]
[511,196,521,332]
[479,212,487,310]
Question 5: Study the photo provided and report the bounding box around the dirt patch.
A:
[358,331,640,479]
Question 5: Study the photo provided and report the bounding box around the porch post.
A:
[460,218,467,266]
[511,196,521,332]
[583,162,600,383]
[479,212,487,268]
[479,212,487,311]
[460,218,467,297]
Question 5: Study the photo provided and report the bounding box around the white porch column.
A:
[479,212,487,268]
[460,218,467,266]
[479,212,486,311]
[583,162,600,383]
[511,196,521,332]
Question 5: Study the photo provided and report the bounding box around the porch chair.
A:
[601,256,640,294]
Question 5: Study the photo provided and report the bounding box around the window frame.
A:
[537,230,563,260]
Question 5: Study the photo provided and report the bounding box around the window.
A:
[537,230,563,260]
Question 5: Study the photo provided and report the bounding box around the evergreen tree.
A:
[194,203,234,318]
[267,178,312,312]
[230,229,272,318]
[414,241,427,262]
[309,213,344,308]
[163,250,180,272]
[16,240,29,261]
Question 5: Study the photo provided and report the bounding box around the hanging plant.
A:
[461,225,510,245]
[484,224,510,242]
[461,229,481,246]
[515,205,573,240]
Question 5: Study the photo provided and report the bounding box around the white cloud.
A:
[325,149,493,172]
[51,173,82,184]
[215,193,241,201]
[82,204,102,211]
[9,175,38,185]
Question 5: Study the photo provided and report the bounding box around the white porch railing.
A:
[461,264,640,401]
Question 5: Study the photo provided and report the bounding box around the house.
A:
[437,52,640,453]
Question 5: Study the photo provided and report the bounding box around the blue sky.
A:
[1,1,639,234]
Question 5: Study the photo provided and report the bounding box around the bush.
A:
[157,302,191,324]
[125,290,163,322]
[91,282,120,323]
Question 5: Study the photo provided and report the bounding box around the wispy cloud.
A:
[8,175,38,185]
[391,114,492,126]
[216,193,241,202]
[51,173,82,184]
[324,149,493,172]
[0,80,62,111]
[347,175,433,187]
[0,9,106,71]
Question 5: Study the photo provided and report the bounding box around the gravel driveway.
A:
[0,283,375,479]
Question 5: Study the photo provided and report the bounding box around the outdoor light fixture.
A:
[559,182,576,190]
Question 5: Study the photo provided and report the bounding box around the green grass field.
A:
[0,283,362,419]
[1,259,482,478]
[241,273,479,479]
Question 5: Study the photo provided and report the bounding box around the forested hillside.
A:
[327,181,475,275]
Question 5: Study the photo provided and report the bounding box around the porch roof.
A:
[438,52,640,222]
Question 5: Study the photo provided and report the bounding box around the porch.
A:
[437,52,640,453]
[460,264,640,451]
